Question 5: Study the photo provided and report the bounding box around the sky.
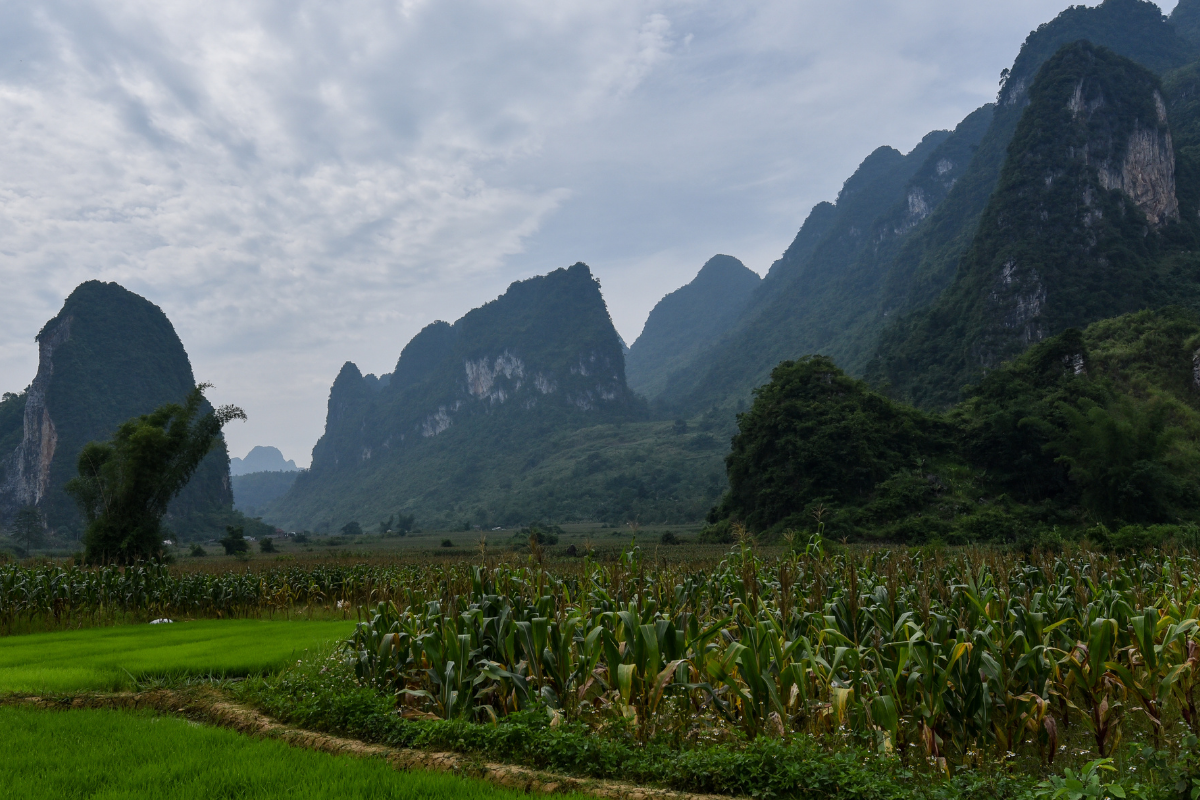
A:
[0,1,1181,467]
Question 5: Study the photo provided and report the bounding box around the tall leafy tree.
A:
[66,384,245,564]
[10,506,46,550]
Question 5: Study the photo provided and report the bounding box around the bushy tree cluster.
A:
[710,309,1200,543]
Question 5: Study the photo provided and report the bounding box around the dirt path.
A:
[1,691,737,800]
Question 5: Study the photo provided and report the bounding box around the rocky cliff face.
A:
[1093,91,1179,226]
[871,41,1200,408]
[0,281,233,535]
[303,263,640,480]
[0,316,71,509]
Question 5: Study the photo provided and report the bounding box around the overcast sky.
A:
[0,1,1179,466]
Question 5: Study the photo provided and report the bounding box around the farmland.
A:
[0,705,590,800]
[0,619,352,693]
[5,537,1200,797]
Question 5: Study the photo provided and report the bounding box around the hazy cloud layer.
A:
[0,1,1171,465]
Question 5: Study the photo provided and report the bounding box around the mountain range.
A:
[633,0,1200,417]
[11,0,1200,539]
[251,0,1200,533]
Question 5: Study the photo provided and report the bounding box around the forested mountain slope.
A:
[870,42,1200,406]
[267,264,731,531]
[625,255,759,401]
[650,0,1194,418]
[654,129,966,414]
[709,307,1200,544]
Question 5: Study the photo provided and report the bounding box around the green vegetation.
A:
[0,619,352,693]
[624,255,760,400]
[711,309,1200,542]
[713,355,946,534]
[1176,0,1200,50]
[7,543,1200,796]
[0,391,25,463]
[219,525,250,555]
[227,544,1200,798]
[0,706,565,800]
[872,42,1200,407]
[232,469,299,515]
[67,385,246,564]
[269,415,730,532]
[10,506,45,550]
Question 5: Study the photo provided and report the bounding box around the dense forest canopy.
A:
[710,308,1200,547]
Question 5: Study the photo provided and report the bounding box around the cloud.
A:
[0,1,1159,464]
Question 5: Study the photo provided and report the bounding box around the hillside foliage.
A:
[871,42,1200,407]
[711,308,1200,543]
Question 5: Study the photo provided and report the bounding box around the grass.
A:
[0,706,589,799]
[0,619,354,694]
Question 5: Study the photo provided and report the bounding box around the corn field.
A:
[5,539,1200,769]
[343,539,1200,771]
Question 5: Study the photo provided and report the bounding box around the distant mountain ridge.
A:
[230,446,298,476]
[651,127,972,414]
[625,255,760,400]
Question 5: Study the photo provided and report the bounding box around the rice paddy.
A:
[0,619,353,694]
[0,705,588,800]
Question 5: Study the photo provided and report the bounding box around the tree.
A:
[66,384,246,564]
[340,521,362,537]
[259,537,276,553]
[220,525,249,555]
[395,513,415,535]
[10,506,45,550]
[714,356,944,532]
[1046,394,1200,524]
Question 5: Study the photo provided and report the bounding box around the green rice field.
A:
[0,706,584,799]
[0,619,353,694]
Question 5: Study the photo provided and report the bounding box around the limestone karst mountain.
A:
[0,281,234,537]
[265,264,731,531]
[230,446,298,476]
[647,0,1196,418]
[625,255,760,401]
[871,42,1200,406]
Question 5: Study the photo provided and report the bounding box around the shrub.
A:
[440,539,454,548]
[259,537,277,554]
[219,526,249,555]
[189,544,207,557]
